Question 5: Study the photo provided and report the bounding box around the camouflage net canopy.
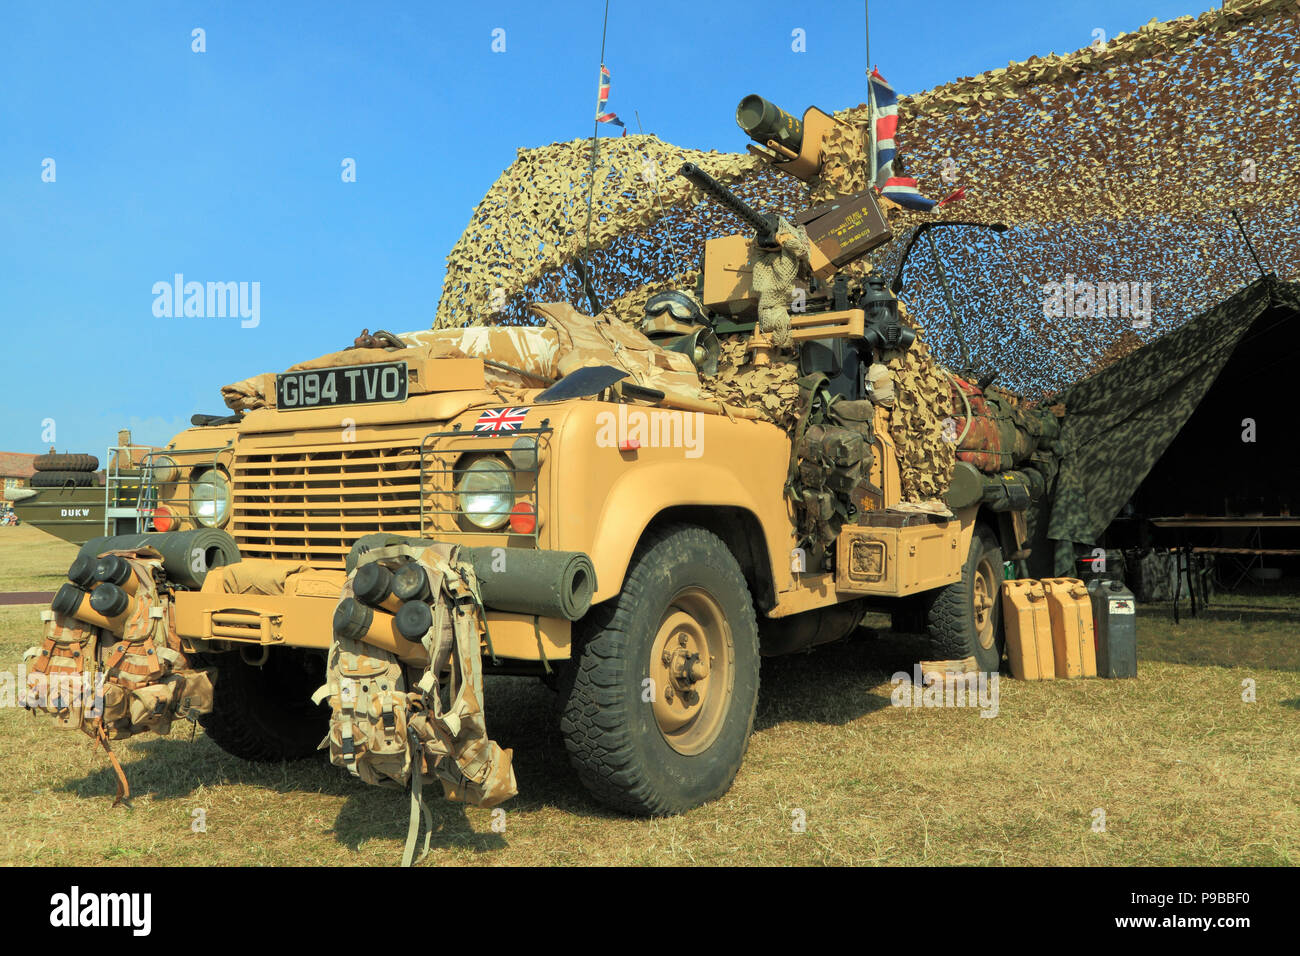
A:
[435,0,1300,399]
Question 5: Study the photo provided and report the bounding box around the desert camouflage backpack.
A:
[316,541,517,865]
[25,549,215,804]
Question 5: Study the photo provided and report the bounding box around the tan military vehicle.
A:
[35,97,1055,818]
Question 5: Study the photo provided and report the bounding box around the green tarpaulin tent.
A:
[1045,277,1300,573]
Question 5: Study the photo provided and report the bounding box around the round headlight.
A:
[150,454,179,485]
[456,458,513,530]
[509,435,541,472]
[192,469,232,528]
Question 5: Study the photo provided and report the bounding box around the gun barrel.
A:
[678,162,769,235]
[736,95,804,153]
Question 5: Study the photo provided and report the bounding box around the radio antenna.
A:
[581,0,612,263]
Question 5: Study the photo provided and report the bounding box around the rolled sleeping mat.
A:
[945,460,985,510]
[76,529,241,589]
[345,535,597,622]
[460,546,595,622]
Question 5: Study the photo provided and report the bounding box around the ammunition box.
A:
[794,190,893,267]
[834,519,963,596]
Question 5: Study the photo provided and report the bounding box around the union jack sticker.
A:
[474,407,529,433]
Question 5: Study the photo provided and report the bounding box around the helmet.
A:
[641,290,708,338]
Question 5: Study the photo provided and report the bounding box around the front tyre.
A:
[559,525,760,816]
[199,650,328,761]
[924,524,1005,673]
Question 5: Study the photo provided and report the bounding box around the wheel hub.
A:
[648,589,734,756]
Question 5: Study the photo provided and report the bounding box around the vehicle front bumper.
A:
[174,560,571,665]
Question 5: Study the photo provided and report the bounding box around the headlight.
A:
[149,454,179,485]
[509,435,541,472]
[192,469,232,528]
[456,458,513,530]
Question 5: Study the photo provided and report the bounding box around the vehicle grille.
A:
[231,441,425,568]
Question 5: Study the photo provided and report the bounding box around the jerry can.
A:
[1041,577,1098,678]
[1087,578,1138,678]
[1000,580,1055,680]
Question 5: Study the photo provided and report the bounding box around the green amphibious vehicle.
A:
[13,433,155,544]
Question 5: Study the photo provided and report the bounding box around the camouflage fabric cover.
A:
[1047,278,1300,557]
[221,307,704,410]
[530,302,704,397]
[699,336,802,430]
[435,138,759,330]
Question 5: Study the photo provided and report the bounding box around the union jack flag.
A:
[596,64,626,134]
[870,68,938,212]
[474,407,529,433]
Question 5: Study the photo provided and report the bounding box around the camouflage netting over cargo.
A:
[435,0,1299,401]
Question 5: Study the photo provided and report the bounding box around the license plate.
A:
[276,362,408,410]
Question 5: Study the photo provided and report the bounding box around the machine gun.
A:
[677,162,893,338]
[679,162,779,249]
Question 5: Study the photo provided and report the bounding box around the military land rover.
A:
[26,95,1060,822]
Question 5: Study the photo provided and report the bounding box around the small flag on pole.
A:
[870,68,940,212]
[596,64,626,134]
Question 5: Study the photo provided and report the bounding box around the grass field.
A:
[1,524,1296,866]
[0,524,83,592]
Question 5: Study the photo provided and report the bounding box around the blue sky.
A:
[1,0,1206,455]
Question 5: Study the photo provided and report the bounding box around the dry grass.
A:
[1,553,1296,866]
[0,525,81,593]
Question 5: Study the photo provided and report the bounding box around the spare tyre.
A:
[31,470,96,488]
[34,453,99,472]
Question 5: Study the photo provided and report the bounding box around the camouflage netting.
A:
[435,0,1300,401]
[886,326,956,501]
[436,140,762,329]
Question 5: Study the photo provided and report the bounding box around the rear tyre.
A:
[34,453,99,472]
[199,650,328,761]
[924,524,1004,672]
[31,470,95,488]
[559,525,760,816]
